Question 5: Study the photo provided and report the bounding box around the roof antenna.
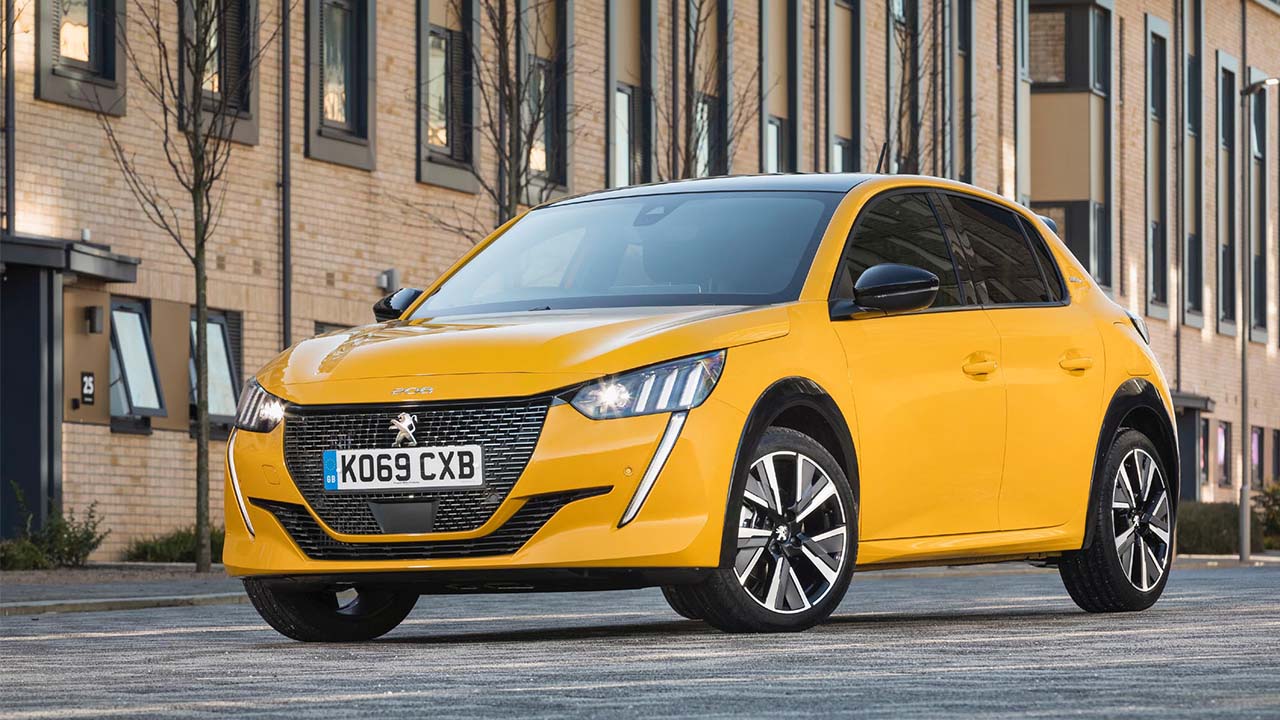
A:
[874,142,889,174]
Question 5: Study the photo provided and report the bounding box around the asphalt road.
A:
[1,565,1277,719]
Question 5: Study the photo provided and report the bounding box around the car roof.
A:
[546,173,879,206]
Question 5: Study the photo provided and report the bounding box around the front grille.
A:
[252,488,610,561]
[282,397,552,535]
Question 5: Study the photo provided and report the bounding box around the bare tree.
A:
[651,0,759,180]
[91,0,287,572]
[402,0,585,244]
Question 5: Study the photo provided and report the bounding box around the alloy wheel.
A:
[1111,448,1171,592]
[735,451,849,614]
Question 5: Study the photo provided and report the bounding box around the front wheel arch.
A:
[718,377,859,568]
[1081,378,1179,550]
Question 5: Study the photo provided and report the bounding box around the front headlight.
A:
[1124,308,1151,345]
[234,379,287,433]
[570,350,726,420]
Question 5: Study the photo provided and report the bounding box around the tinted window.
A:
[946,196,1055,304]
[834,192,964,308]
[413,191,841,317]
[1020,217,1065,302]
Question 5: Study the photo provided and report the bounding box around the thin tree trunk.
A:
[193,191,211,574]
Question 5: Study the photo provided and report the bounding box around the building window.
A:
[1248,77,1267,337]
[612,84,646,187]
[694,94,722,177]
[36,0,126,114]
[831,137,855,172]
[418,1,476,191]
[314,321,350,335]
[765,117,786,173]
[109,299,166,430]
[185,0,259,144]
[1217,421,1232,487]
[1272,429,1280,486]
[1090,7,1109,93]
[306,0,375,170]
[1199,418,1210,486]
[1145,24,1168,313]
[188,311,241,430]
[1217,57,1237,329]
[828,0,861,173]
[527,56,565,184]
[956,0,974,181]
[1251,427,1264,489]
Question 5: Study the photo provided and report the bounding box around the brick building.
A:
[0,0,1277,557]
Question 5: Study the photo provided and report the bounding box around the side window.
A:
[944,195,1056,305]
[1020,217,1066,302]
[834,192,965,308]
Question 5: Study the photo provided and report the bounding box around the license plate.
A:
[322,445,484,492]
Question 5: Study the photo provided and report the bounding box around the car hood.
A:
[257,305,790,396]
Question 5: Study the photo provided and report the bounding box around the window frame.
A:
[764,116,787,173]
[417,0,479,192]
[1217,421,1233,488]
[827,188,974,314]
[188,310,242,430]
[306,0,377,170]
[1216,52,1239,334]
[36,0,128,114]
[108,297,167,423]
[612,82,642,187]
[181,0,260,146]
[935,190,1070,310]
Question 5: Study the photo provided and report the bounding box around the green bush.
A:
[1176,502,1264,555]
[1253,483,1280,550]
[0,499,109,571]
[124,526,224,563]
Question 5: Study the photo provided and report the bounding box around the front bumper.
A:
[223,396,746,578]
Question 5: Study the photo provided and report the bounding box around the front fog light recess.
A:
[571,350,726,420]
[235,379,287,433]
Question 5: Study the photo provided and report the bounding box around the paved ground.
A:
[0,568,240,604]
[1,565,1277,718]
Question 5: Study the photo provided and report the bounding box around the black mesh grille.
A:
[252,488,610,561]
[281,397,552,535]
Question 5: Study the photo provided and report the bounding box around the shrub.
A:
[1253,483,1280,550]
[1176,502,1264,555]
[124,526,224,563]
[0,495,109,571]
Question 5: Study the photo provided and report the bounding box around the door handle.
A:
[1058,351,1094,372]
[962,354,999,377]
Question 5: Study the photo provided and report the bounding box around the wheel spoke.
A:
[799,538,841,584]
[1117,463,1139,509]
[1112,481,1134,510]
[1148,522,1170,544]
[737,526,771,550]
[786,563,812,611]
[761,455,785,514]
[1141,453,1157,503]
[794,481,837,523]
[735,547,765,582]
[1143,541,1164,586]
[1136,535,1149,590]
[765,555,790,611]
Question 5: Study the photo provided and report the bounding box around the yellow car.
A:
[226,174,1177,641]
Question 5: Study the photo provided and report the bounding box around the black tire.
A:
[660,585,703,620]
[1059,429,1173,613]
[682,427,858,633]
[244,578,419,642]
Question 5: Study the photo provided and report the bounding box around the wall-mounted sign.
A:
[80,372,96,406]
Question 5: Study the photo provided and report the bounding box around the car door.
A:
[829,191,1006,540]
[937,192,1107,531]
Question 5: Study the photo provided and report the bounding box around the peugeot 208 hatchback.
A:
[227,174,1177,641]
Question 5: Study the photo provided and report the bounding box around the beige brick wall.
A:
[5,0,1277,556]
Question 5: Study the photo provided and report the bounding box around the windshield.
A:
[411,191,842,318]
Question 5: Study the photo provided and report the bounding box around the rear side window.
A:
[834,192,965,308]
[944,195,1057,305]
[1020,218,1066,302]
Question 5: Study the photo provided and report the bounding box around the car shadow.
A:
[358,606,1094,647]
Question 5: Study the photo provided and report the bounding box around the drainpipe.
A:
[279,0,292,349]
[1173,0,1182,392]
[4,0,15,237]
[812,0,820,171]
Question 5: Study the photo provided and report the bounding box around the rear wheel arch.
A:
[718,377,859,568]
[1081,378,1179,550]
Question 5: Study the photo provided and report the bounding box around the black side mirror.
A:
[373,288,424,321]
[833,263,939,317]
